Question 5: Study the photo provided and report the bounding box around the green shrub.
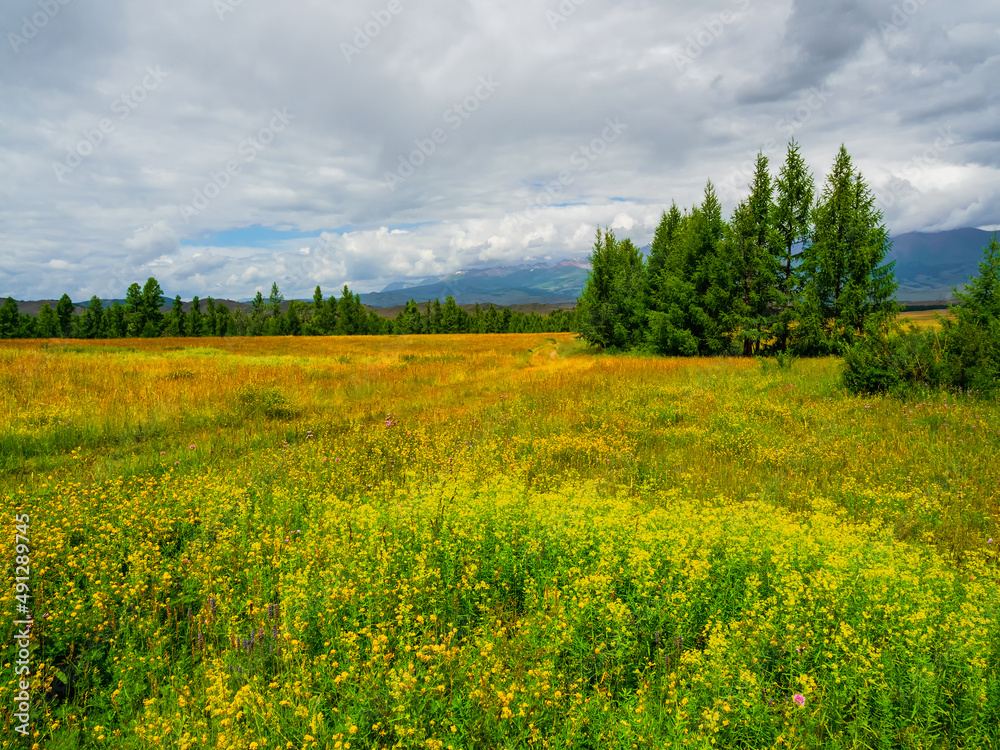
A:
[842,321,906,395]
[235,384,296,419]
[844,234,1000,396]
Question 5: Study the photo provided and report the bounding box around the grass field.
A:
[898,310,953,330]
[1,335,998,749]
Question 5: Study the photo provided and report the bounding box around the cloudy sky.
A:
[2,0,998,301]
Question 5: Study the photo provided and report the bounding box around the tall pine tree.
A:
[723,154,779,356]
[56,294,75,337]
[37,302,59,338]
[683,181,731,354]
[164,295,187,337]
[0,298,18,339]
[800,145,896,353]
[576,227,646,350]
[140,278,165,337]
[771,140,815,352]
[188,296,203,337]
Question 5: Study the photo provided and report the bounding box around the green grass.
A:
[0,336,997,749]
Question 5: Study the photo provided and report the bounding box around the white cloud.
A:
[0,0,997,300]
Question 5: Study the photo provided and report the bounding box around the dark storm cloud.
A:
[737,0,887,102]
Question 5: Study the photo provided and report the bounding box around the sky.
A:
[1,0,999,301]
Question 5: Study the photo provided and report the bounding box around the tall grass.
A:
[0,335,997,748]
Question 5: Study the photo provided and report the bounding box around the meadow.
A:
[0,334,997,749]
[897,310,953,330]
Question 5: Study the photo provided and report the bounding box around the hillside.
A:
[888,227,995,301]
[358,259,589,308]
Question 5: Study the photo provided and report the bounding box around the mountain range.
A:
[357,227,997,307]
[886,228,996,302]
[18,227,997,314]
[358,258,591,308]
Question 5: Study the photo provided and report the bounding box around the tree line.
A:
[0,280,576,339]
[576,142,898,357]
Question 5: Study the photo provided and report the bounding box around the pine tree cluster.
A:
[577,142,899,356]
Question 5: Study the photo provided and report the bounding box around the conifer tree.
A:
[576,227,646,350]
[429,298,443,334]
[936,233,1000,390]
[80,296,105,339]
[188,296,202,337]
[215,303,234,336]
[484,305,501,334]
[367,308,389,334]
[683,182,731,353]
[396,299,423,334]
[800,145,896,353]
[324,294,340,335]
[724,154,780,356]
[955,234,1000,321]
[56,294,75,337]
[501,306,513,333]
[441,296,466,333]
[103,302,127,339]
[647,202,682,285]
[140,278,165,337]
[0,298,18,339]
[37,302,59,338]
[470,303,484,333]
[646,208,699,356]
[286,300,303,335]
[771,140,815,352]
[269,283,283,319]
[337,285,363,335]
[164,295,187,337]
[249,291,266,336]
[124,283,143,336]
[311,286,331,334]
[205,297,217,336]
[15,313,36,339]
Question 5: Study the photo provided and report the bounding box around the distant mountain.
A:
[17,299,88,316]
[358,258,590,307]
[358,229,995,307]
[8,229,993,314]
[888,228,995,302]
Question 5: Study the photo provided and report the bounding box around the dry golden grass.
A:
[899,309,953,329]
[0,334,1000,750]
[1,335,999,749]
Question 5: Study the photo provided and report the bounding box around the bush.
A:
[841,320,907,395]
[235,384,296,419]
[844,234,1000,397]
